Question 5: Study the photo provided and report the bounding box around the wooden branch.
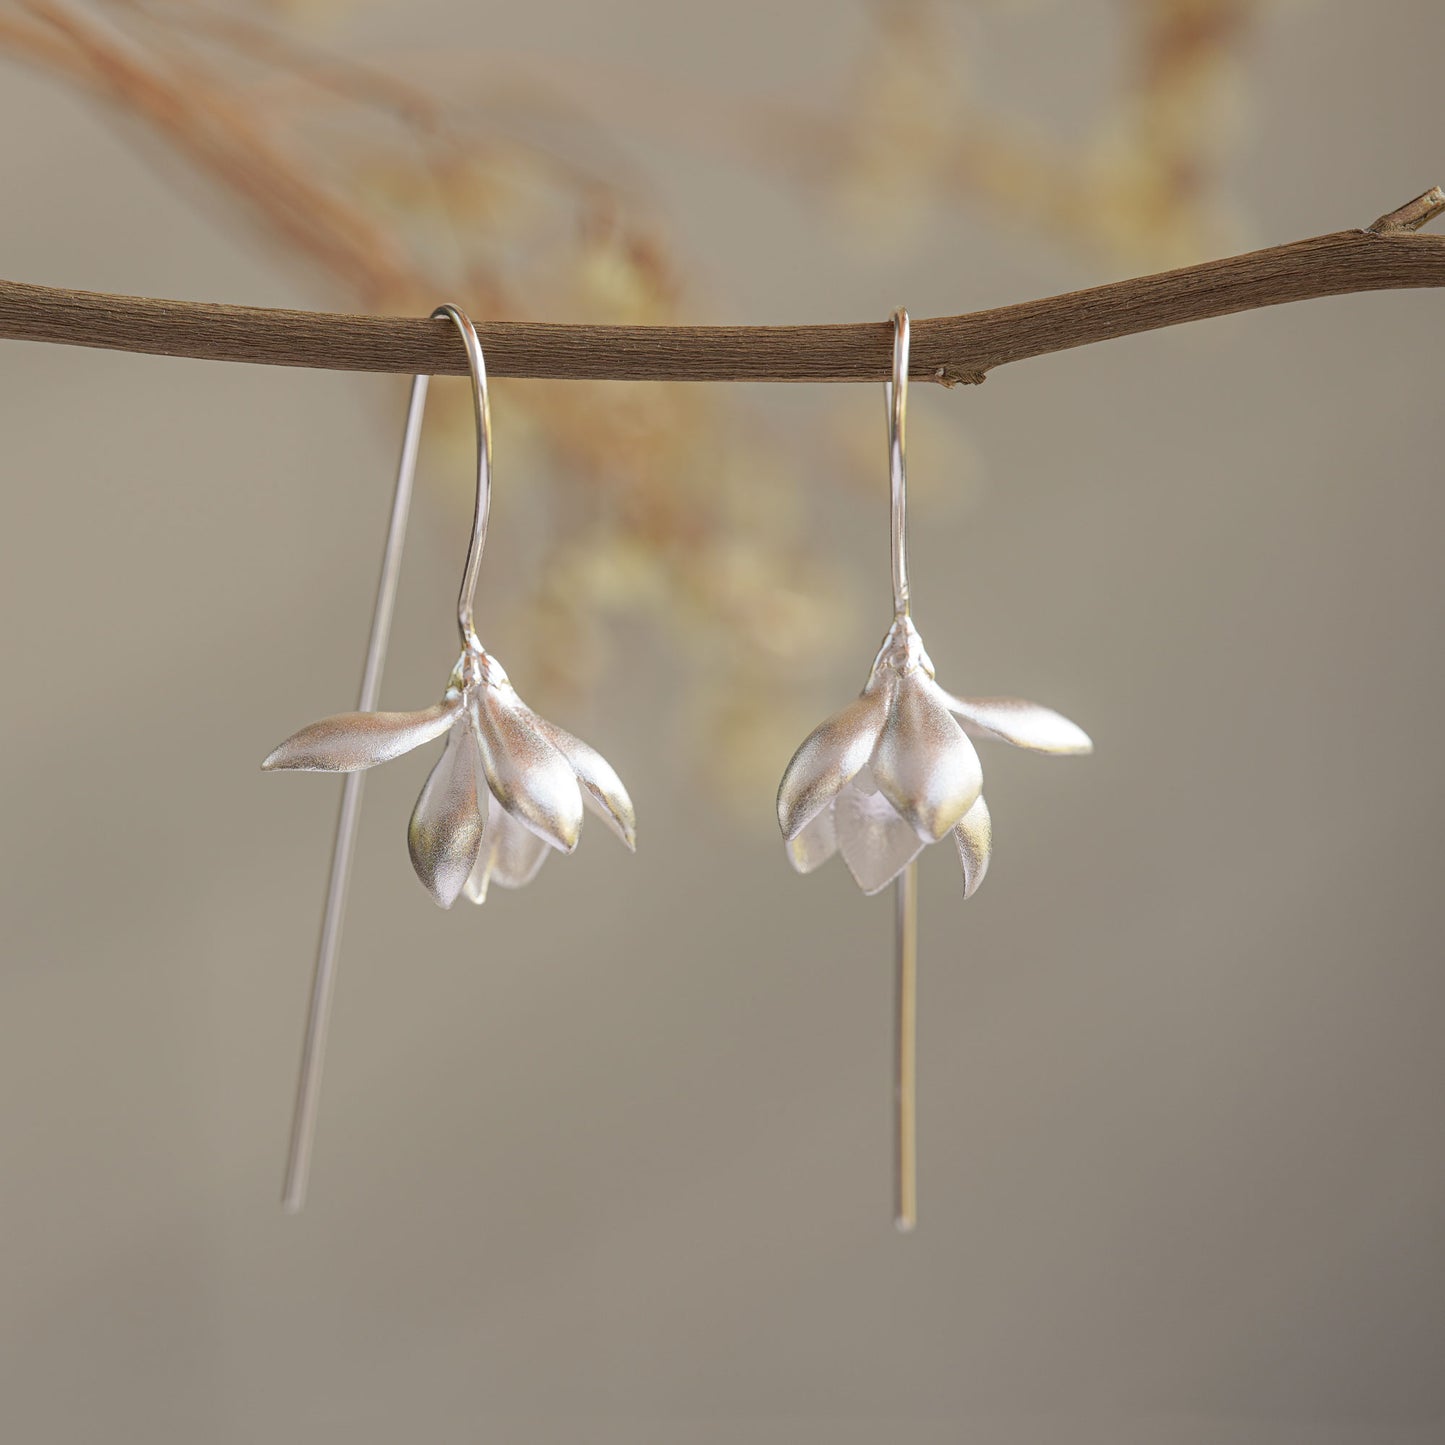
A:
[2,190,1443,384]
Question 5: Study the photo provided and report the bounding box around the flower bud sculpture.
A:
[263,636,635,908]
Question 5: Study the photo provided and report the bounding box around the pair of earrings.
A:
[263,305,1091,1225]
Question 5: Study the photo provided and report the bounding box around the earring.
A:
[263,304,636,1210]
[775,308,1091,1231]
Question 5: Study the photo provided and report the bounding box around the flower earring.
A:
[263,304,635,1210]
[776,308,1091,1231]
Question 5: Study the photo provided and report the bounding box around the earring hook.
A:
[431,304,493,656]
[885,305,917,1231]
[885,307,910,619]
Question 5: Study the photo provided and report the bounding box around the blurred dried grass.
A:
[0,0,1263,803]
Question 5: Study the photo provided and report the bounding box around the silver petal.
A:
[871,672,983,841]
[462,845,493,905]
[463,791,551,902]
[937,686,1093,755]
[835,781,926,895]
[532,717,636,851]
[486,792,551,889]
[473,683,584,853]
[776,685,889,841]
[954,793,992,899]
[407,719,486,908]
[785,804,838,874]
[262,697,461,773]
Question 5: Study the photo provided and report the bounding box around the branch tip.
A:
[933,365,986,388]
[1367,186,1445,235]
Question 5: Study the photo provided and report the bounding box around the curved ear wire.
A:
[430,304,493,656]
[281,369,432,1213]
[885,305,911,621]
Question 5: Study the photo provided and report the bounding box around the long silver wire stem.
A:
[894,860,919,1232]
[281,373,431,1213]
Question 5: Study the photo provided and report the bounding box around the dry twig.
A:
[1,190,1442,383]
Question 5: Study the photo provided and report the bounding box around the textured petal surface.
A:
[776,686,888,841]
[463,791,551,902]
[938,687,1093,755]
[835,780,926,895]
[786,804,838,874]
[473,685,584,853]
[871,674,983,841]
[532,717,636,850]
[486,793,551,889]
[262,698,460,772]
[954,793,992,899]
[462,846,493,905]
[407,720,486,907]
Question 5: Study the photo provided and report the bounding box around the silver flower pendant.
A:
[263,647,635,908]
[262,304,634,905]
[264,306,634,1210]
[776,309,1091,1231]
[778,611,1089,897]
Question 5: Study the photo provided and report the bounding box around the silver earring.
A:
[263,304,636,1211]
[775,307,1091,1231]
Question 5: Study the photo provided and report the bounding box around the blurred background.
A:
[1,2,1443,1441]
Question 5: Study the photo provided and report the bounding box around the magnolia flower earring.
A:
[263,304,636,1210]
[776,308,1092,1231]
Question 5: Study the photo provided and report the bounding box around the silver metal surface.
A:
[954,794,992,900]
[465,790,551,902]
[408,717,488,908]
[834,771,925,896]
[935,688,1093,755]
[471,678,586,854]
[870,659,983,842]
[886,306,910,619]
[776,688,889,843]
[431,304,493,657]
[532,716,638,850]
[262,698,460,773]
[894,860,917,1233]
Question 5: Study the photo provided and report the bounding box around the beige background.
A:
[2,3,1444,1442]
